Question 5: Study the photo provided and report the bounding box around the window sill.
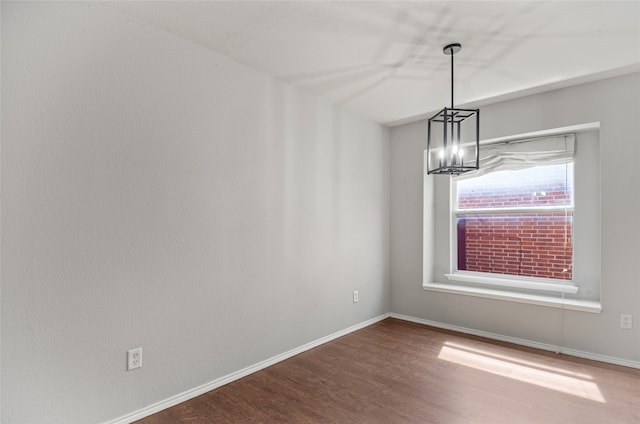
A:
[445,272,579,294]
[423,282,602,313]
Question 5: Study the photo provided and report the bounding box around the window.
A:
[455,163,574,282]
[424,125,602,311]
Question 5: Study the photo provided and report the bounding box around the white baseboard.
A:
[390,312,640,370]
[105,313,390,424]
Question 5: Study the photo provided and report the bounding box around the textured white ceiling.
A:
[106,1,640,126]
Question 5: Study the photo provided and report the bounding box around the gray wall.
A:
[1,3,390,423]
[391,73,640,361]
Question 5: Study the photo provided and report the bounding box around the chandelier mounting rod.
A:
[443,43,461,108]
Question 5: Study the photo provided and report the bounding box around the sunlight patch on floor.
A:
[438,342,605,403]
[442,341,594,379]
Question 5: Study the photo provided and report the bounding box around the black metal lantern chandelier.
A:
[427,43,480,175]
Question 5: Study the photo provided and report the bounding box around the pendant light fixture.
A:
[427,43,480,175]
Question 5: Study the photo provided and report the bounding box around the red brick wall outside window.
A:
[456,164,573,281]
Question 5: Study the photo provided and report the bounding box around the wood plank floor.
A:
[135,318,640,423]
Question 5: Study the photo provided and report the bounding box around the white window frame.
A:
[447,164,578,295]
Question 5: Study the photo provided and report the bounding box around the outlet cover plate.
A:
[620,314,633,330]
[128,348,142,371]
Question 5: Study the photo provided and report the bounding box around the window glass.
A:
[455,164,574,281]
[457,164,573,210]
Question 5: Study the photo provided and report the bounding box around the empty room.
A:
[1,1,640,423]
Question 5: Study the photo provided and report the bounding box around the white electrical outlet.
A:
[127,348,142,371]
[353,290,359,303]
[620,314,633,330]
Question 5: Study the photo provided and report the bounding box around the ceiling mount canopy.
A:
[443,42,461,56]
[427,43,480,176]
